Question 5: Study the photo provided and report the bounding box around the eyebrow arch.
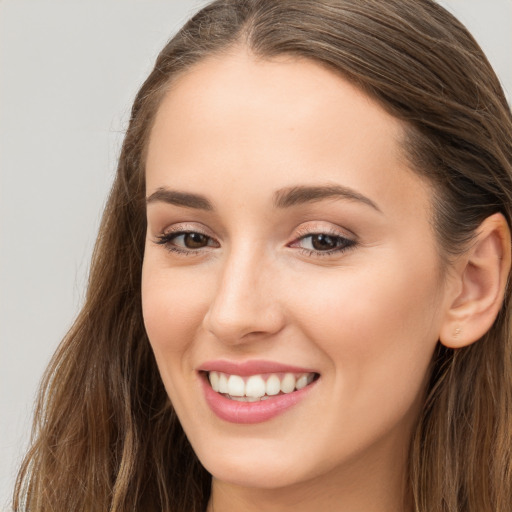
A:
[273,184,381,212]
[146,187,213,211]
[146,184,381,213]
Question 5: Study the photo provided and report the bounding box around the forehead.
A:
[146,50,431,222]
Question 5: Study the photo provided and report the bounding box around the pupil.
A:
[185,233,207,248]
[312,234,336,251]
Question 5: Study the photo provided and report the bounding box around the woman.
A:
[14,0,512,511]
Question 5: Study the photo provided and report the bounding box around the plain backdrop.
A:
[1,1,511,509]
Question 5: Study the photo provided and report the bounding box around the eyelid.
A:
[288,223,358,257]
[293,223,356,241]
[153,222,220,255]
[155,221,216,239]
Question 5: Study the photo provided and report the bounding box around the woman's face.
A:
[142,51,450,490]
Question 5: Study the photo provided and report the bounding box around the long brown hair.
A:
[14,1,512,511]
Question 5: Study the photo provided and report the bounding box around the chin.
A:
[188,433,326,490]
[204,456,304,490]
[187,432,288,486]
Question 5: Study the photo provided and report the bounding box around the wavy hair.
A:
[14,1,512,511]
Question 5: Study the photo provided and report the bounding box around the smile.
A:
[199,362,320,424]
[208,371,317,402]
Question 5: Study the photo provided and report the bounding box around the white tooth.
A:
[230,395,260,402]
[265,374,281,396]
[227,374,245,397]
[296,374,308,390]
[280,373,296,394]
[246,375,266,398]
[209,371,220,392]
[307,373,316,384]
[218,373,229,394]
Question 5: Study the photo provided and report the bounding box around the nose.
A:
[202,247,285,345]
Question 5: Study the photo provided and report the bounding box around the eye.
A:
[303,233,343,251]
[290,231,356,256]
[154,230,219,254]
[175,232,210,249]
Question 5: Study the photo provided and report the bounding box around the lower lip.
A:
[201,374,318,424]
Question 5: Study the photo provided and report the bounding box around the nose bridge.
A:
[203,240,282,343]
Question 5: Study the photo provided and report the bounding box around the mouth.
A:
[198,360,320,423]
[205,371,319,402]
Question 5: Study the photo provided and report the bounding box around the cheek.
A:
[141,262,210,362]
[141,259,216,427]
[285,254,441,417]
[291,259,439,344]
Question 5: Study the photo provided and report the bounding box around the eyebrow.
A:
[146,187,213,211]
[273,184,381,212]
[146,184,381,213]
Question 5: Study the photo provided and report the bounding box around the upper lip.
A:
[197,359,318,376]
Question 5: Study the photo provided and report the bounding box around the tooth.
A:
[265,374,281,396]
[227,374,245,397]
[230,395,260,402]
[246,375,266,398]
[296,374,308,390]
[307,373,315,384]
[218,373,229,394]
[209,371,220,392]
[280,373,296,394]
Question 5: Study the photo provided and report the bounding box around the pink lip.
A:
[199,371,319,425]
[197,359,317,376]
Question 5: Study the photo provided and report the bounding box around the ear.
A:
[439,213,511,349]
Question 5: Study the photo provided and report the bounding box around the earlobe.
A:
[439,213,511,349]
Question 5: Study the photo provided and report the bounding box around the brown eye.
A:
[290,231,356,257]
[183,232,209,249]
[155,230,218,254]
[310,234,338,251]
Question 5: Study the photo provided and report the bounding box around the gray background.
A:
[1,1,511,509]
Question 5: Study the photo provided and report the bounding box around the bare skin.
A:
[141,48,511,512]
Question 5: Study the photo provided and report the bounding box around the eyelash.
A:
[290,228,357,257]
[154,227,357,258]
[154,229,218,256]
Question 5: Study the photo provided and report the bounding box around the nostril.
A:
[202,304,285,345]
